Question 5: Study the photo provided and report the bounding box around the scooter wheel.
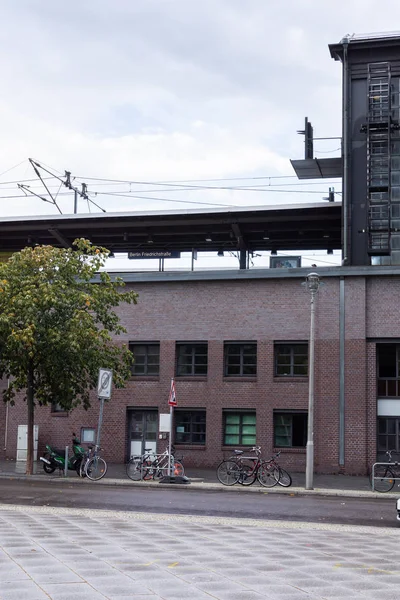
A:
[42,453,56,474]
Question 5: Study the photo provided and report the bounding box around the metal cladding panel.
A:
[290,158,342,179]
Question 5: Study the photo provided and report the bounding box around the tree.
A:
[0,239,138,474]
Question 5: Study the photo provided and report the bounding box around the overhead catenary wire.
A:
[0,158,342,211]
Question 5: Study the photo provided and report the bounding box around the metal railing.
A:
[371,461,400,491]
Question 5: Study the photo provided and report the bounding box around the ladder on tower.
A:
[366,62,392,255]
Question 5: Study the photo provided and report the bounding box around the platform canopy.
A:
[0,202,342,255]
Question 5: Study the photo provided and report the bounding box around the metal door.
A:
[128,410,158,458]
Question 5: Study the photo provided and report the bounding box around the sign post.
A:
[96,368,113,450]
[168,378,177,476]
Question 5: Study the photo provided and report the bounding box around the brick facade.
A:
[1,269,398,475]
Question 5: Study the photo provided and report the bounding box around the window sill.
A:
[274,447,306,454]
[174,444,206,451]
[223,377,257,382]
[273,377,308,383]
[175,376,208,381]
[222,446,256,451]
[51,412,69,417]
[130,376,160,381]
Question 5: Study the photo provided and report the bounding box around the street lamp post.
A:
[304,272,321,490]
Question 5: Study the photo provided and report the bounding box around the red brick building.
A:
[1,265,398,475]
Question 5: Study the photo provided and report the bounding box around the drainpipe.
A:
[339,278,345,466]
[342,37,350,265]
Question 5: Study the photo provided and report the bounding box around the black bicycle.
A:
[216,446,282,488]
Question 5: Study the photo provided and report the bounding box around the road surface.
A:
[0,478,397,527]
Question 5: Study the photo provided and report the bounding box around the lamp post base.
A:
[305,441,314,490]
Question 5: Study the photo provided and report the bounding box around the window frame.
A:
[222,410,256,446]
[224,341,257,377]
[176,342,208,377]
[274,342,308,377]
[51,401,67,414]
[81,427,96,444]
[174,409,206,446]
[129,342,160,376]
[273,411,308,448]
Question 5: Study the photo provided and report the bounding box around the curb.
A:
[0,471,397,500]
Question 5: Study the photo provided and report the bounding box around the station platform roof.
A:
[0,202,341,255]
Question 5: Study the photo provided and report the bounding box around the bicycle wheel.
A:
[153,460,185,479]
[142,459,155,480]
[217,460,240,486]
[173,460,184,477]
[85,456,108,481]
[277,467,292,487]
[257,462,279,488]
[371,465,395,492]
[238,461,257,486]
[126,458,143,481]
[75,458,86,478]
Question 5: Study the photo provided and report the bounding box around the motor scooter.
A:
[40,433,85,475]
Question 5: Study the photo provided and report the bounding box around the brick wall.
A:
[1,273,384,475]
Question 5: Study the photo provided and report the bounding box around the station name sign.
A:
[128,251,181,259]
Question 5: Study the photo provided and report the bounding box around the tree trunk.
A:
[26,360,34,476]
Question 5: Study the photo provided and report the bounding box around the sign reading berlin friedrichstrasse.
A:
[128,251,181,259]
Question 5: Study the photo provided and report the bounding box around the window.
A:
[81,428,96,443]
[51,401,67,413]
[377,417,399,452]
[377,344,400,396]
[175,410,206,445]
[275,343,308,377]
[274,412,307,447]
[129,343,160,376]
[223,411,256,446]
[176,343,208,376]
[224,342,257,377]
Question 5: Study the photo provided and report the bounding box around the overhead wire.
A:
[0,159,28,179]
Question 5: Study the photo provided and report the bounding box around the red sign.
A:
[168,379,177,407]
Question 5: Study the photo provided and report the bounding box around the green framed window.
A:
[223,411,256,446]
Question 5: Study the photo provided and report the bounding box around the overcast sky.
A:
[2,1,400,266]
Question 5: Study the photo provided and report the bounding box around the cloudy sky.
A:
[2,1,400,266]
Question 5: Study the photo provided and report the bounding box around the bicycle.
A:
[264,451,292,488]
[371,449,400,492]
[126,446,184,481]
[79,444,108,481]
[216,446,280,488]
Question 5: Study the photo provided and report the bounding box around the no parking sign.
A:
[97,368,113,399]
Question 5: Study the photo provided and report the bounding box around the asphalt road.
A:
[0,478,397,527]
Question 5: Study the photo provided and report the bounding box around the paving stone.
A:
[0,579,50,600]
[39,582,108,600]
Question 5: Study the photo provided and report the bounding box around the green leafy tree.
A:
[0,239,138,474]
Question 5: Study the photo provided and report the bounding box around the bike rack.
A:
[371,461,400,490]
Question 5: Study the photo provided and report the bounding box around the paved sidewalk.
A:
[1,504,400,600]
[0,458,397,499]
